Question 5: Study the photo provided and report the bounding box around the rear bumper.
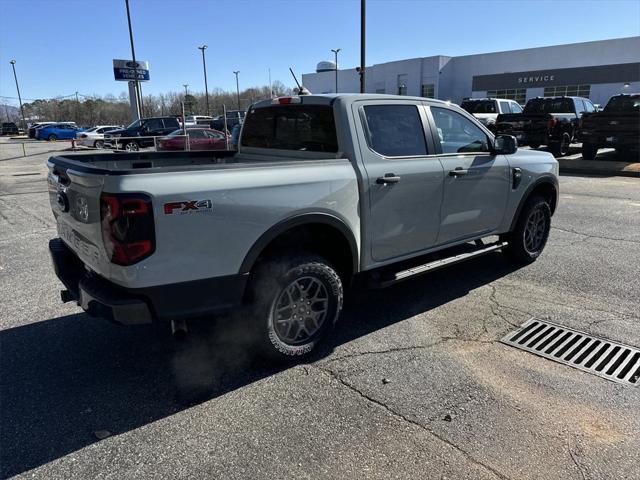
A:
[578,131,640,150]
[49,238,248,325]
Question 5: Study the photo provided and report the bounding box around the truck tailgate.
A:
[47,161,109,276]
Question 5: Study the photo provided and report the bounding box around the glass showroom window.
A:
[421,83,435,98]
[487,88,526,105]
[397,74,408,95]
[544,85,591,98]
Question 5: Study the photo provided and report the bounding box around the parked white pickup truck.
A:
[48,94,558,359]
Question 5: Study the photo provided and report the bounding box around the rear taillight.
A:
[547,117,557,131]
[100,193,155,265]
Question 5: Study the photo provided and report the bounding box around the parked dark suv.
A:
[104,117,181,151]
[1,122,19,136]
[210,111,245,132]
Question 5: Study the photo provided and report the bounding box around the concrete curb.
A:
[559,159,640,178]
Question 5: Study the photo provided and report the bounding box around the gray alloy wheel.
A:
[271,276,329,345]
[124,141,139,152]
[94,140,104,149]
[559,132,571,156]
[502,195,551,264]
[523,206,548,254]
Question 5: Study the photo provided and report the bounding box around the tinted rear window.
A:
[460,100,497,114]
[241,105,338,152]
[524,98,574,114]
[604,95,640,113]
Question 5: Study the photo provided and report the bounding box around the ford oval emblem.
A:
[126,61,140,68]
[56,192,69,212]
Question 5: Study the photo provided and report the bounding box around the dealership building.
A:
[302,37,640,106]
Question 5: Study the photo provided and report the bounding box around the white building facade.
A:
[302,37,640,106]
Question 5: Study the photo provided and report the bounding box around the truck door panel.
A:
[354,102,444,262]
[428,106,510,244]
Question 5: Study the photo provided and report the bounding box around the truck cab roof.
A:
[252,93,452,109]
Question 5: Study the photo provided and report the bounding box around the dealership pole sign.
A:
[113,59,150,82]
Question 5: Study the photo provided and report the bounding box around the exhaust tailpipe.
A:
[171,319,188,339]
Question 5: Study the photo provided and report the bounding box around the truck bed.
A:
[49,150,342,175]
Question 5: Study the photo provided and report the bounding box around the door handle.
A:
[376,173,401,184]
[449,167,468,177]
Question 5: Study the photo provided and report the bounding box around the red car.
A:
[157,128,230,151]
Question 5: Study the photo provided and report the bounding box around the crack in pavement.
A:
[487,284,528,329]
[566,443,588,480]
[552,226,640,245]
[323,337,494,365]
[314,364,512,480]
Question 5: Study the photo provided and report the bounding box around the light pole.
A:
[124,0,143,118]
[183,84,189,96]
[360,0,366,93]
[233,71,240,111]
[331,48,341,93]
[9,60,27,129]
[198,45,210,116]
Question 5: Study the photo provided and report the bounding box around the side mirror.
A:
[493,134,518,155]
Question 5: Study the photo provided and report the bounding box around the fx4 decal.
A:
[164,199,213,215]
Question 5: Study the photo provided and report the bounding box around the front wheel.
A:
[248,254,343,360]
[48,134,57,142]
[502,196,551,264]
[124,140,139,152]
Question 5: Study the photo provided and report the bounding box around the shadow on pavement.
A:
[0,253,519,478]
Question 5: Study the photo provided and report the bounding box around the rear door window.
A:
[241,104,338,152]
[362,104,428,157]
[499,101,511,114]
[145,119,163,131]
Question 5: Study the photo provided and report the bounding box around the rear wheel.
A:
[248,254,343,360]
[48,134,57,142]
[124,140,139,152]
[94,140,104,149]
[582,143,599,160]
[502,195,551,264]
[550,132,571,157]
[528,143,540,150]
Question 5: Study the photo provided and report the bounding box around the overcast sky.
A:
[1,0,639,104]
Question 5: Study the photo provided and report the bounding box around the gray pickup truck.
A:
[47,94,559,359]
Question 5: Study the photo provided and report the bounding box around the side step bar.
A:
[373,241,508,288]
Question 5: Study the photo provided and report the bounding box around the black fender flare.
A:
[509,175,559,231]
[239,213,359,275]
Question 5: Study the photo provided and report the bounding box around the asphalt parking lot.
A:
[1,138,639,479]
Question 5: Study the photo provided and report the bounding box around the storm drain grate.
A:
[501,319,640,386]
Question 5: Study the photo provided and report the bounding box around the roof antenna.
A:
[289,67,311,95]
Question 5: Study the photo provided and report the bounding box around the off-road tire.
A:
[502,195,551,265]
[247,254,343,361]
[582,143,599,160]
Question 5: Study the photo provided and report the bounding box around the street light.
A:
[233,71,241,111]
[183,84,189,96]
[9,60,27,129]
[198,45,210,116]
[331,48,341,93]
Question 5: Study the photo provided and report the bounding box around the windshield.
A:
[604,95,640,113]
[126,119,142,129]
[461,100,497,114]
[241,104,338,152]
[524,98,574,114]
